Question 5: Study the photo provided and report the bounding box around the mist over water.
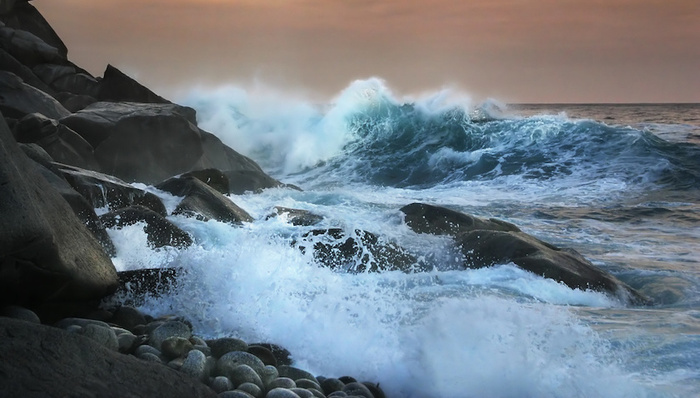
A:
[106,80,700,397]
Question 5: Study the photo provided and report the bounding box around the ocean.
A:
[108,79,700,398]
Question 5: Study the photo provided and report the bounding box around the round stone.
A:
[320,378,345,395]
[0,305,40,323]
[210,375,233,393]
[216,351,266,378]
[137,352,163,363]
[342,382,374,398]
[208,337,248,358]
[117,332,138,354]
[362,382,386,398]
[81,324,118,351]
[180,349,208,381]
[148,320,191,349]
[220,391,256,398]
[237,382,263,398]
[110,306,147,331]
[247,345,277,366]
[229,364,264,389]
[161,336,193,359]
[290,388,314,398]
[276,366,318,385]
[135,344,161,357]
[167,357,184,370]
[260,365,279,387]
[295,379,321,391]
[327,392,349,397]
[307,388,326,398]
[268,377,296,390]
[265,388,302,398]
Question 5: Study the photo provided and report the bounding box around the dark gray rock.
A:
[117,332,138,354]
[0,47,54,94]
[268,377,296,389]
[54,92,96,112]
[80,323,119,351]
[276,366,318,385]
[290,388,314,398]
[149,320,192,350]
[112,268,182,305]
[0,317,217,398]
[157,176,253,225]
[266,207,324,227]
[0,114,118,307]
[216,351,266,378]
[237,382,263,398]
[266,389,302,398]
[209,337,249,359]
[182,168,230,194]
[342,382,374,398]
[100,205,193,249]
[0,0,68,58]
[56,163,166,215]
[97,64,169,104]
[250,343,292,366]
[221,391,256,398]
[295,379,322,392]
[0,24,61,67]
[229,364,264,390]
[401,203,651,305]
[181,349,209,382]
[320,378,345,395]
[297,229,423,273]
[110,305,147,332]
[210,376,234,393]
[0,70,69,119]
[161,336,194,359]
[361,382,385,398]
[223,169,283,195]
[0,304,40,323]
[247,344,277,366]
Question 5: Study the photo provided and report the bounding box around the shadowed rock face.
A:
[401,203,651,305]
[0,114,118,307]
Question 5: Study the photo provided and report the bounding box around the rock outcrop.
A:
[0,114,118,307]
[401,203,651,304]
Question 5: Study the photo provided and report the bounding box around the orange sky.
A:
[33,0,700,103]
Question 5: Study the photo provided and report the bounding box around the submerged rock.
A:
[266,206,324,227]
[100,205,193,249]
[400,203,651,305]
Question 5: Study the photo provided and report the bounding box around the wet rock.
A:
[237,382,263,398]
[113,268,182,305]
[161,336,194,359]
[260,365,279,387]
[221,391,256,398]
[268,377,296,390]
[307,388,325,398]
[110,305,147,332]
[290,389,314,398]
[149,320,192,350]
[117,332,138,354]
[249,343,292,366]
[247,344,277,366]
[80,323,118,351]
[265,388,302,398]
[229,364,264,390]
[209,337,249,358]
[320,378,345,395]
[100,205,193,249]
[297,229,422,273]
[342,382,374,398]
[157,176,253,224]
[295,379,322,391]
[181,349,208,382]
[182,168,230,194]
[266,207,324,227]
[210,376,234,393]
[401,202,651,305]
[277,365,319,385]
[216,351,266,378]
[56,163,167,215]
[361,382,385,398]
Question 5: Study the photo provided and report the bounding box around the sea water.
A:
[108,79,700,397]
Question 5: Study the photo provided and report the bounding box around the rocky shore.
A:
[0,1,651,397]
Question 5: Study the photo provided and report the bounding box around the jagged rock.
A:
[100,205,193,249]
[54,92,96,112]
[0,0,68,58]
[0,47,53,93]
[296,229,423,273]
[157,176,253,225]
[181,168,229,194]
[0,70,69,119]
[56,163,166,215]
[0,114,118,307]
[266,207,324,227]
[223,169,284,194]
[97,64,169,104]
[112,268,182,306]
[400,203,651,305]
[14,113,100,170]
[0,317,217,398]
[0,23,61,66]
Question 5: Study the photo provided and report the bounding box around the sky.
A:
[33,0,699,103]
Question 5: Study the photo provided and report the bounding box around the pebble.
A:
[362,382,386,398]
[137,352,163,363]
[260,365,279,387]
[180,349,208,382]
[135,344,161,357]
[55,317,111,330]
[117,332,138,354]
[81,323,119,351]
[265,388,302,398]
[247,345,277,366]
[327,392,348,397]
[110,306,147,331]
[161,336,193,359]
[295,379,322,391]
[192,344,212,356]
[220,391,255,398]
[229,364,264,390]
[209,337,248,358]
[277,365,318,384]
[307,388,326,398]
[267,377,296,390]
[168,357,185,370]
[216,351,266,378]
[342,382,374,398]
[210,376,233,393]
[236,382,263,398]
[290,388,314,398]
[320,378,345,395]
[149,320,192,349]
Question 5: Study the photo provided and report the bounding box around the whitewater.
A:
[107,79,700,398]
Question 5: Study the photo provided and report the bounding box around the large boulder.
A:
[0,22,62,67]
[0,317,216,398]
[0,0,68,58]
[0,114,118,307]
[0,47,53,94]
[296,228,423,273]
[156,176,253,225]
[400,203,650,304]
[0,70,69,119]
